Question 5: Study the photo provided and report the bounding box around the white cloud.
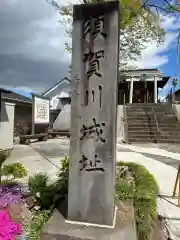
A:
[160,14,180,31]
[127,14,179,69]
[128,32,178,68]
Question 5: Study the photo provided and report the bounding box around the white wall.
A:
[50,88,70,110]
[44,81,71,110]
[53,104,71,130]
[117,105,125,142]
[172,104,180,121]
[0,101,15,149]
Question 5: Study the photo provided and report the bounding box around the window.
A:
[61,97,71,105]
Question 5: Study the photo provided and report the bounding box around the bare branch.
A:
[146,4,174,13]
[45,0,61,10]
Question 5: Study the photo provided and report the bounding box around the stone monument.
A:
[68,0,119,226]
[41,1,137,239]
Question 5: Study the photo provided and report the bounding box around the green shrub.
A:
[0,149,28,183]
[0,149,12,163]
[28,173,50,196]
[55,156,69,197]
[28,210,51,240]
[28,157,69,211]
[2,163,27,179]
[116,161,159,240]
[0,149,12,183]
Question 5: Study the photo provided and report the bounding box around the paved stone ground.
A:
[30,138,70,169]
[118,142,180,170]
[31,138,70,159]
[140,153,180,169]
[6,138,180,240]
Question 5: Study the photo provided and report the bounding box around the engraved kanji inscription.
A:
[84,50,104,79]
[79,154,105,172]
[80,118,106,143]
[83,16,108,40]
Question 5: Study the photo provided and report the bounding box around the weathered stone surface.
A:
[68,1,119,226]
[41,201,137,240]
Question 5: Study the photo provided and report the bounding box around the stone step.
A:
[127,120,178,125]
[128,137,180,144]
[127,113,175,118]
[128,134,180,140]
[126,117,177,121]
[127,110,175,114]
[128,138,180,144]
[127,119,178,123]
[127,126,180,131]
[126,106,174,110]
[126,112,175,116]
[127,121,179,129]
[128,131,180,136]
[126,108,173,112]
[126,103,172,107]
[128,130,180,135]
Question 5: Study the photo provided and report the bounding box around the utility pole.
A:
[172,31,180,102]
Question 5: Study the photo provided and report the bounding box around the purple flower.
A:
[0,185,25,208]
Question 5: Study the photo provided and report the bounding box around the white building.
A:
[42,77,71,131]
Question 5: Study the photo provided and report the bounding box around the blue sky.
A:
[127,10,180,100]
[7,88,33,99]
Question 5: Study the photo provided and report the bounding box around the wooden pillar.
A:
[144,81,147,103]
[31,94,35,135]
[129,78,134,104]
[154,77,158,103]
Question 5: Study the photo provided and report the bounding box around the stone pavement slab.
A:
[5,144,59,183]
[30,138,70,168]
[157,197,180,240]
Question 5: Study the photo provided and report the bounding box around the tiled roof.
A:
[0,88,32,104]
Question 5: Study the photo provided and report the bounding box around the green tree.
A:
[46,0,180,68]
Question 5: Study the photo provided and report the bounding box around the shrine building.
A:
[118,68,170,104]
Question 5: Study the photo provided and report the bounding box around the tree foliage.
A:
[46,0,180,68]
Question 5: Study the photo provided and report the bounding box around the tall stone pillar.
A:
[154,77,158,103]
[68,1,119,226]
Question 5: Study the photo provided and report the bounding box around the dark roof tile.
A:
[0,89,32,104]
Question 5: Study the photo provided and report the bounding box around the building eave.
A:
[42,77,71,96]
[1,97,32,105]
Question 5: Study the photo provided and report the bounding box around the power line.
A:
[175,31,180,80]
[172,31,180,102]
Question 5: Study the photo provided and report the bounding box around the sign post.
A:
[31,93,50,135]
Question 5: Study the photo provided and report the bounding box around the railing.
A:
[173,164,180,207]
[144,107,154,141]
[123,105,128,143]
[145,94,159,143]
[151,107,160,133]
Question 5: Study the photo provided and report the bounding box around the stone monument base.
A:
[40,201,137,240]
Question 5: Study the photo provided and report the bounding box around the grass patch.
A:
[28,210,52,240]
[116,161,159,240]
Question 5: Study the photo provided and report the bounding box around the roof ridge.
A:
[1,89,32,103]
[42,77,71,96]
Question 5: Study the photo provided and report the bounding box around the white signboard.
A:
[34,96,50,124]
